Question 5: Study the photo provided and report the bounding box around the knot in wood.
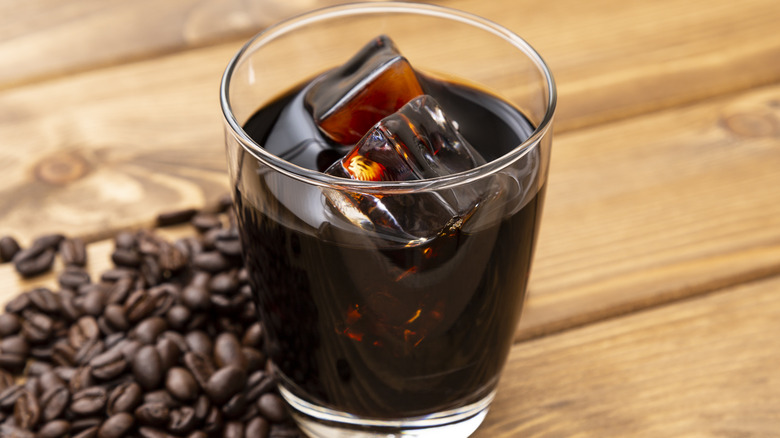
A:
[34,151,89,185]
[721,108,779,138]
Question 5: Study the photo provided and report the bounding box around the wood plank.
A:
[475,275,780,437]
[517,82,780,339]
[2,0,778,130]
[0,0,377,90]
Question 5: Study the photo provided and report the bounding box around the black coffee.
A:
[235,73,545,418]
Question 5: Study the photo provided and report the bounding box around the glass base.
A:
[279,386,495,438]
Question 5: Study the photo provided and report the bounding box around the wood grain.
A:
[0,0,378,90]
[517,82,780,339]
[476,275,780,437]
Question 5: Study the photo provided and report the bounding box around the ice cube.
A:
[305,35,424,145]
[324,95,487,242]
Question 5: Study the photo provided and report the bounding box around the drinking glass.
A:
[220,3,555,437]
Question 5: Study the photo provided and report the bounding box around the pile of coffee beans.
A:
[0,199,302,437]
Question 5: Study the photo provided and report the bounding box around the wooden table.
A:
[2,0,780,436]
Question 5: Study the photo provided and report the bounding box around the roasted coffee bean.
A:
[156,208,199,227]
[209,271,239,295]
[37,419,71,438]
[101,268,136,286]
[124,290,157,323]
[59,289,84,321]
[214,238,242,258]
[155,338,181,372]
[194,394,211,421]
[133,345,163,390]
[242,322,264,348]
[205,366,246,405]
[223,421,245,438]
[192,251,230,273]
[132,316,168,345]
[5,292,31,314]
[140,256,162,286]
[71,387,108,416]
[20,311,53,343]
[165,367,198,402]
[167,406,197,434]
[98,412,134,438]
[143,390,180,409]
[73,339,105,366]
[52,341,76,367]
[27,288,61,314]
[113,231,136,250]
[214,333,246,370]
[135,403,170,427]
[69,366,96,394]
[0,235,21,262]
[81,288,106,317]
[243,347,265,374]
[0,313,21,336]
[72,425,100,438]
[60,237,88,267]
[165,305,191,330]
[245,371,275,403]
[187,432,209,438]
[107,381,142,415]
[190,213,222,232]
[183,352,214,390]
[54,366,77,381]
[1,334,30,356]
[185,331,212,357]
[14,247,56,278]
[158,242,187,272]
[38,369,64,388]
[111,248,141,268]
[89,348,128,380]
[221,392,247,419]
[257,393,289,424]
[0,424,36,438]
[246,416,270,438]
[34,234,66,251]
[70,316,100,349]
[103,304,129,331]
[40,385,69,422]
[0,384,23,409]
[13,390,40,429]
[181,285,210,311]
[59,266,92,289]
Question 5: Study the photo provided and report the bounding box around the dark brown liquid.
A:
[234,75,545,418]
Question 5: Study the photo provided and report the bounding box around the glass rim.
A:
[220,1,557,193]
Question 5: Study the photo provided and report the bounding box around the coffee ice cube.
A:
[324,95,487,242]
[305,35,424,145]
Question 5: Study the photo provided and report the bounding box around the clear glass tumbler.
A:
[220,3,555,437]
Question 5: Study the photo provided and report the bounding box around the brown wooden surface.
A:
[477,275,780,437]
[2,0,780,436]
